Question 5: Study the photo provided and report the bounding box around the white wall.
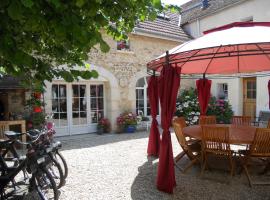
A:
[256,76,269,116]
[211,78,243,115]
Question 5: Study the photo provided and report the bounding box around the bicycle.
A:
[0,131,59,200]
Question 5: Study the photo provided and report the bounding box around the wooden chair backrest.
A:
[199,116,216,125]
[172,122,194,159]
[201,125,230,153]
[173,117,187,128]
[267,120,270,129]
[250,128,270,157]
[231,116,251,126]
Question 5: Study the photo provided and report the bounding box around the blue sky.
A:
[161,0,191,6]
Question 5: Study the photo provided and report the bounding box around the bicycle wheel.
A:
[47,156,64,189]
[54,151,68,179]
[33,167,59,200]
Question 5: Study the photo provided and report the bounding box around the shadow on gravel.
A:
[131,156,270,200]
[57,131,150,151]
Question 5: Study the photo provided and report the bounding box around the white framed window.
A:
[217,83,228,100]
[90,84,104,123]
[51,84,68,127]
[117,40,130,51]
[136,77,158,116]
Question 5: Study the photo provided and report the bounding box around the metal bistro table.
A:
[182,124,256,145]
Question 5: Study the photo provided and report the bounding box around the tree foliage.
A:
[0,0,168,85]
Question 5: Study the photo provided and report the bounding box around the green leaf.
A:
[99,40,110,53]
[152,0,162,9]
[21,0,34,8]
[58,71,74,82]
[91,70,99,78]
[80,71,92,79]
[76,0,85,7]
[85,63,90,69]
[8,1,23,20]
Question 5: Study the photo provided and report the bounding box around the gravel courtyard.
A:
[57,131,270,200]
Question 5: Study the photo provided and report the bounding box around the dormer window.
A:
[201,0,209,9]
[117,40,130,51]
[157,13,170,21]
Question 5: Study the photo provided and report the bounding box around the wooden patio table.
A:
[182,124,256,145]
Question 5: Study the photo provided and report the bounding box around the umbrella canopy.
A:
[147,22,270,75]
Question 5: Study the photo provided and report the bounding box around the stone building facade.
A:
[43,13,193,136]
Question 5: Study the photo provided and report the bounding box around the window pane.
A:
[98,85,103,97]
[90,85,97,97]
[59,85,66,97]
[98,110,104,121]
[136,78,145,87]
[252,91,256,99]
[52,99,58,111]
[247,91,252,99]
[52,85,58,99]
[72,85,79,97]
[60,99,67,112]
[80,112,87,124]
[80,98,87,111]
[98,98,104,110]
[60,113,67,126]
[91,98,97,109]
[80,85,86,97]
[91,111,98,123]
[72,112,79,125]
[72,98,79,111]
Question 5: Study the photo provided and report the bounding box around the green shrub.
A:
[175,88,234,125]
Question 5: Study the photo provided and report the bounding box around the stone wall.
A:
[88,33,194,114]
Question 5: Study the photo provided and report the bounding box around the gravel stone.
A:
[55,131,270,200]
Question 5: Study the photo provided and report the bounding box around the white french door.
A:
[51,82,105,136]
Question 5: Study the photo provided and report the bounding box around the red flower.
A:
[33,92,42,99]
[33,106,42,113]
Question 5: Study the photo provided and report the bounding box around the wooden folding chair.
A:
[199,116,216,125]
[173,117,187,129]
[240,128,270,187]
[172,122,201,173]
[201,126,234,178]
[231,116,252,126]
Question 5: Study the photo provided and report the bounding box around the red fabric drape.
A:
[156,65,180,193]
[268,80,270,109]
[196,79,212,115]
[147,76,160,156]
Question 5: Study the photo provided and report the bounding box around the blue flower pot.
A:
[124,125,136,133]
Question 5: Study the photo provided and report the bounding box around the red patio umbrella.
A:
[147,76,160,156]
[196,78,212,115]
[157,53,180,193]
[148,22,270,75]
[147,22,270,194]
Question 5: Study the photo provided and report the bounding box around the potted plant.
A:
[117,112,137,133]
[97,118,111,134]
